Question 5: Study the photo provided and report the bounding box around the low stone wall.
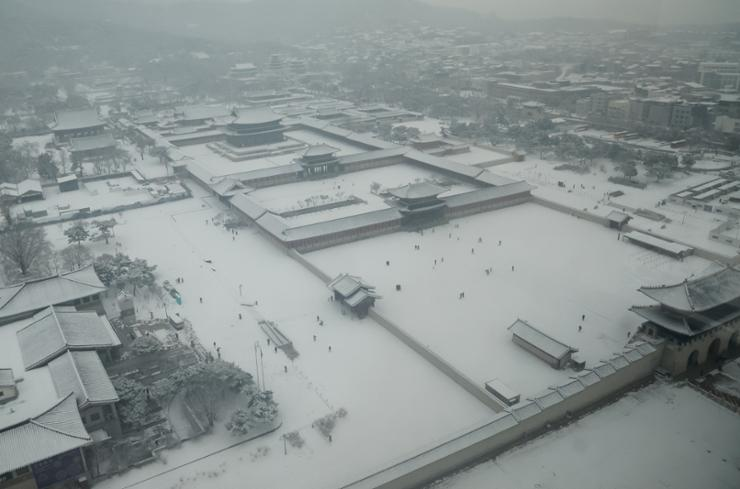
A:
[369,310,504,413]
[341,341,662,489]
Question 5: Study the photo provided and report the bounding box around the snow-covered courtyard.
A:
[308,202,713,399]
[493,157,739,257]
[42,183,493,489]
[248,163,478,226]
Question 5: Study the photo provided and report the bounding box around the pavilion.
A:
[52,109,105,143]
[225,109,285,147]
[631,266,740,374]
[388,182,448,229]
[298,144,341,179]
[328,274,380,318]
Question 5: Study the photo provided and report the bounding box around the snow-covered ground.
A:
[122,141,172,180]
[248,163,479,227]
[433,383,740,489]
[494,157,738,257]
[42,185,493,489]
[308,203,712,399]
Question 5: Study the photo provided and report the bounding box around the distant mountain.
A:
[20,0,505,44]
[0,1,224,73]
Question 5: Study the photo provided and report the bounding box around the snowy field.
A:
[494,157,738,257]
[42,184,493,489]
[308,202,712,399]
[433,383,740,489]
[12,176,154,218]
[248,163,479,227]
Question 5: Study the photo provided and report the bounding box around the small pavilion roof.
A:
[606,210,631,224]
[303,144,339,159]
[388,182,448,201]
[638,266,740,312]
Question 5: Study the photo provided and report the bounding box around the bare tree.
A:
[0,226,53,281]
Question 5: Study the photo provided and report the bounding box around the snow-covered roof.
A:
[623,231,693,257]
[17,306,120,370]
[230,193,267,221]
[329,274,365,298]
[508,318,575,361]
[284,208,403,242]
[57,174,78,184]
[403,149,482,179]
[231,108,282,126]
[444,182,533,209]
[303,144,339,158]
[0,179,42,198]
[0,393,91,474]
[48,351,118,408]
[388,182,448,200]
[53,109,104,132]
[0,368,14,387]
[638,266,740,312]
[0,266,106,325]
[69,132,116,153]
[606,210,631,223]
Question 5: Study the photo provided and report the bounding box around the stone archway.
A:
[687,349,700,370]
[707,338,722,361]
[730,332,739,350]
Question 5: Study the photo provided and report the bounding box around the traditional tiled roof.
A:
[303,144,339,158]
[69,132,116,153]
[329,274,366,298]
[0,179,43,198]
[638,266,740,312]
[508,319,576,361]
[0,368,14,387]
[388,182,448,200]
[0,393,91,474]
[231,108,282,126]
[48,351,118,408]
[606,210,631,223]
[0,266,106,325]
[53,109,104,132]
[17,306,120,370]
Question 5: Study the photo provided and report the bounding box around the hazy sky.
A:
[425,0,740,24]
